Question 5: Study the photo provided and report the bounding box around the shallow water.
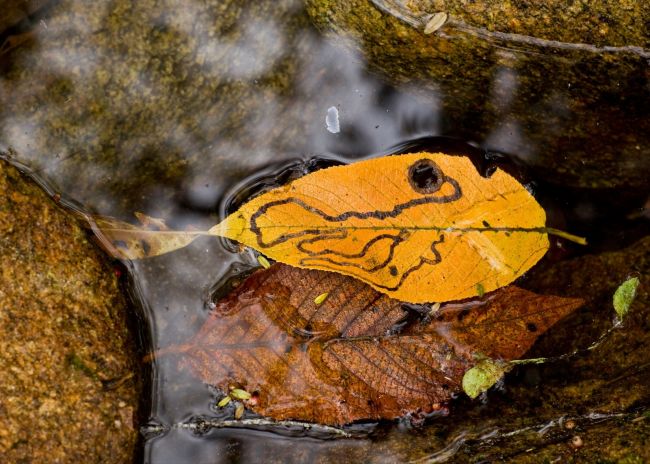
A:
[1,0,648,462]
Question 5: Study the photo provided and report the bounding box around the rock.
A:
[0,159,141,462]
[0,1,51,36]
[424,235,650,462]
[306,0,650,188]
[0,0,328,218]
[521,236,650,414]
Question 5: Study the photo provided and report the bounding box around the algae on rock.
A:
[0,0,325,218]
[0,159,141,462]
[306,0,649,189]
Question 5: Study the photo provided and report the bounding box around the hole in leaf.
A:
[408,159,444,194]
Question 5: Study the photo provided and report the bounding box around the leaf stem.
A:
[142,343,192,363]
[545,228,587,245]
[508,321,620,366]
[177,417,353,438]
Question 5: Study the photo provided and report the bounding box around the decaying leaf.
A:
[90,212,198,260]
[162,264,583,425]
[93,153,586,302]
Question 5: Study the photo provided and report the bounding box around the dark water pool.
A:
[1,0,648,462]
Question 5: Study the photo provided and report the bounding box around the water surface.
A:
[1,0,648,462]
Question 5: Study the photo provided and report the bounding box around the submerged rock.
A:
[306,0,649,188]
[0,1,51,36]
[0,160,141,462]
[457,235,650,462]
[0,0,328,218]
[287,236,650,462]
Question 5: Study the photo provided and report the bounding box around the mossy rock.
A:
[306,0,649,188]
[0,0,320,217]
[0,159,141,462]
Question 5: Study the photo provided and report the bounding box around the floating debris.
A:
[424,12,448,34]
[462,358,509,399]
[314,292,329,305]
[257,255,271,269]
[570,435,584,449]
[429,302,441,316]
[230,388,252,401]
[234,402,245,419]
[326,106,340,133]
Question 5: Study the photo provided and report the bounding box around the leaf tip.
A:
[546,228,587,245]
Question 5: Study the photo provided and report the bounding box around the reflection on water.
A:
[1,0,648,462]
[0,0,442,221]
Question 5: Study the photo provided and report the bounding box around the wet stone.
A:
[0,0,326,218]
[0,160,141,462]
[352,236,650,463]
[0,1,51,36]
[306,0,650,188]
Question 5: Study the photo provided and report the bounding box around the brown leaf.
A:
[170,264,582,425]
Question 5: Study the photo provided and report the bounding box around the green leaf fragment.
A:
[314,292,329,305]
[217,396,232,407]
[462,359,509,399]
[230,388,252,400]
[476,283,485,298]
[613,277,640,320]
[257,255,271,269]
[234,402,245,419]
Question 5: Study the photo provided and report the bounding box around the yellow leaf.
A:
[210,153,551,302]
[92,153,586,303]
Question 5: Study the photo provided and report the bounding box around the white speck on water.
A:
[326,106,340,133]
